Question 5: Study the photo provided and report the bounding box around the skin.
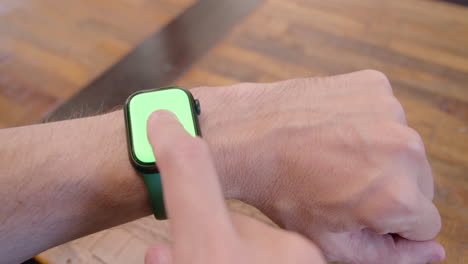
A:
[143,110,325,264]
[0,70,444,264]
[199,70,445,264]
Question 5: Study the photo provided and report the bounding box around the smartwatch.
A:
[124,86,201,220]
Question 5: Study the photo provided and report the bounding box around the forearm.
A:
[0,110,149,263]
[0,87,251,263]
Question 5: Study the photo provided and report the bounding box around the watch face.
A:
[125,87,199,170]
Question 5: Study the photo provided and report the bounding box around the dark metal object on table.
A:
[441,0,468,6]
[46,0,264,122]
[22,259,41,264]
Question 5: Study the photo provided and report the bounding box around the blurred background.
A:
[1,0,467,263]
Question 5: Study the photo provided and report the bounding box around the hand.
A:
[143,110,325,264]
[194,70,445,263]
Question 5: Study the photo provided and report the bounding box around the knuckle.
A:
[362,69,390,82]
[398,128,426,156]
[358,176,421,231]
[383,96,406,120]
[380,122,426,158]
[384,180,420,217]
[362,69,393,94]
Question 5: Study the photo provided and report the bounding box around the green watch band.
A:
[142,172,166,220]
[124,86,201,221]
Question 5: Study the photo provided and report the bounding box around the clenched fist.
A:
[193,70,445,263]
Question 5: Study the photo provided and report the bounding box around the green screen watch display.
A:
[124,86,201,219]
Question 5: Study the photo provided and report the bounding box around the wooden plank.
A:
[0,0,194,128]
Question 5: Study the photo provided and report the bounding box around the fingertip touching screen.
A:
[128,88,197,164]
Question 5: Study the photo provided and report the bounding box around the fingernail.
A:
[151,110,177,120]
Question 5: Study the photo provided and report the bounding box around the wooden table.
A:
[0,0,194,128]
[0,0,466,263]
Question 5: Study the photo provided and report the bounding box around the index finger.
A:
[398,191,441,241]
[146,110,235,242]
[365,177,441,241]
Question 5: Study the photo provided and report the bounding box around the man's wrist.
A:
[93,111,153,219]
[102,85,254,215]
[190,86,256,203]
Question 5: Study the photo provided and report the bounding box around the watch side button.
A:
[195,99,201,115]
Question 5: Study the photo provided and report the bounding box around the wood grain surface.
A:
[0,0,194,128]
[45,0,264,122]
[177,1,468,263]
[0,0,466,263]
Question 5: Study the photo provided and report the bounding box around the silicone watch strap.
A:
[142,172,167,220]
